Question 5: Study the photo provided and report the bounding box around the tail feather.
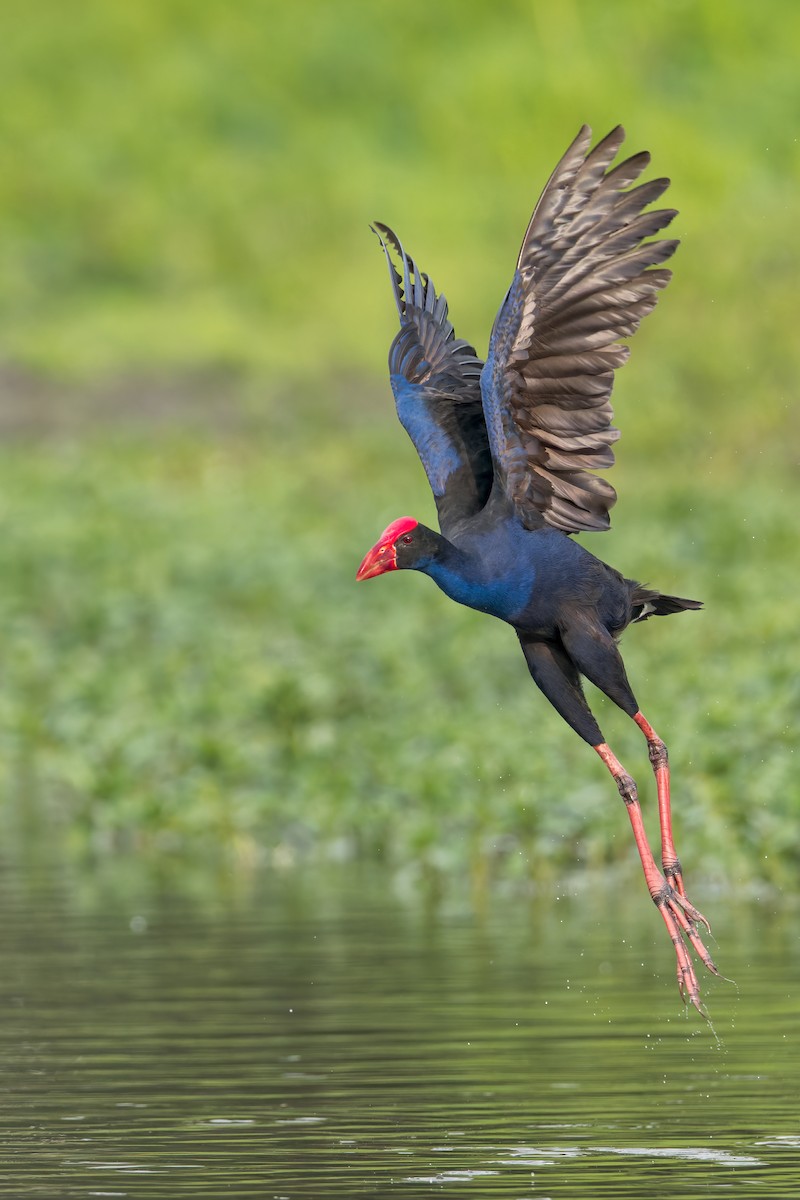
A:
[630,583,702,623]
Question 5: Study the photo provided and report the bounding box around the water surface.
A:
[0,859,797,1197]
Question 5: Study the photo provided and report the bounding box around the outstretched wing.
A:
[481,126,678,534]
[373,223,493,529]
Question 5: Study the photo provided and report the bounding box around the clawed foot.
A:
[594,733,724,1015]
[654,880,719,1014]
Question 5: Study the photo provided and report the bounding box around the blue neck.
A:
[422,549,533,622]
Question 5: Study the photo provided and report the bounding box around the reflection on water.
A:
[0,856,798,1198]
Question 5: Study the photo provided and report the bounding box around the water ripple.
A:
[0,862,797,1196]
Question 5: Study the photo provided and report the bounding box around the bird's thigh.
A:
[560,623,639,717]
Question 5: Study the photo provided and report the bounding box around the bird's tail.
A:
[629,583,703,623]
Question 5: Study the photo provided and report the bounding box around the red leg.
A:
[594,741,718,1012]
[634,711,696,907]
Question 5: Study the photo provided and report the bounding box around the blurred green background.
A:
[0,0,797,889]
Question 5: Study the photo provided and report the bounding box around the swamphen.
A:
[356,126,719,1012]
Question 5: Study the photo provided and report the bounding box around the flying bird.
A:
[356,126,719,1012]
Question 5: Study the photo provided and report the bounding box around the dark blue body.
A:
[417,510,633,638]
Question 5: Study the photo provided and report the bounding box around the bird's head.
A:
[356,517,440,580]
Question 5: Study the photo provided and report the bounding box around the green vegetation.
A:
[0,430,794,889]
[0,1,797,885]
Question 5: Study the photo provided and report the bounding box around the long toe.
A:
[667,893,719,978]
[655,896,706,1013]
[671,889,712,938]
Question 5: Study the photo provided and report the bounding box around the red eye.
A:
[401,534,413,545]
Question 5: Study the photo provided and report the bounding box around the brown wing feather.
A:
[481,125,677,533]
